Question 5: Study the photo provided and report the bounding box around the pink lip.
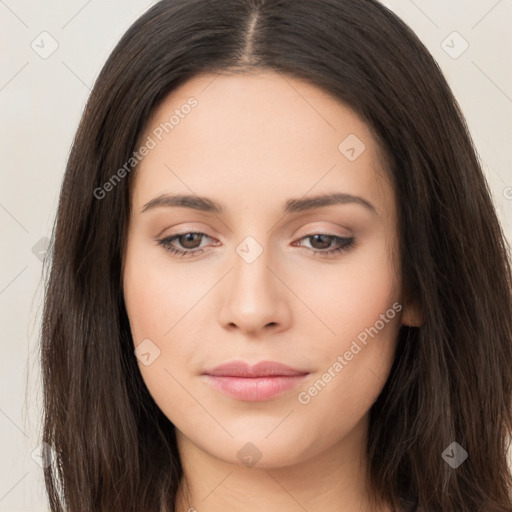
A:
[202,360,309,401]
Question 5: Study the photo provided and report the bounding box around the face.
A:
[122,71,418,468]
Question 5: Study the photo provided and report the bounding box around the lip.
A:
[204,360,309,377]
[202,360,310,401]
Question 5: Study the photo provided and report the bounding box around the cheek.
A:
[292,307,401,459]
[295,238,399,346]
[122,241,210,423]
[290,239,400,423]
[123,240,201,340]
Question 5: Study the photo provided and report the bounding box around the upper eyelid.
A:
[162,230,348,240]
[162,221,352,239]
[160,231,352,248]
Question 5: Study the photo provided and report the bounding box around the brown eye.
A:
[295,234,356,256]
[157,232,215,257]
[176,233,203,249]
[308,234,334,250]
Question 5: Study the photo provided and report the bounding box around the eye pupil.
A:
[310,234,331,249]
[179,233,202,249]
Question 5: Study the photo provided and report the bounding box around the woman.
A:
[40,1,512,511]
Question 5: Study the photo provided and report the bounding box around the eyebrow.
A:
[141,192,378,216]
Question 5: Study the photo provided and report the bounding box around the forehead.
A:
[131,71,393,217]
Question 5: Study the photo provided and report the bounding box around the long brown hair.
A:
[40,0,512,510]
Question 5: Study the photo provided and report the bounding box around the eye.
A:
[293,234,356,256]
[156,232,216,257]
[156,232,356,257]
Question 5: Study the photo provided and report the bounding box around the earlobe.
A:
[401,300,423,327]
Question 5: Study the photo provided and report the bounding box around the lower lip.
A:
[203,374,308,401]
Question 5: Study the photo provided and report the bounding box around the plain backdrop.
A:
[0,0,511,510]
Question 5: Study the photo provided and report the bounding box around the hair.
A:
[39,0,512,511]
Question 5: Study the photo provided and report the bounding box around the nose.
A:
[218,239,292,336]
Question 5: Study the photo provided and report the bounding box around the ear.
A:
[401,298,423,327]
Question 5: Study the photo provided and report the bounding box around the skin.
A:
[122,71,422,512]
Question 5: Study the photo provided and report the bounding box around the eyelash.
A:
[156,232,356,258]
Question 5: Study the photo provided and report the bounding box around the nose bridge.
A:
[231,234,276,299]
[219,232,289,332]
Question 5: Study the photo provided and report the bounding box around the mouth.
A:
[202,360,310,401]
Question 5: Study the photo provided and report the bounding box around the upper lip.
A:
[203,360,309,377]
